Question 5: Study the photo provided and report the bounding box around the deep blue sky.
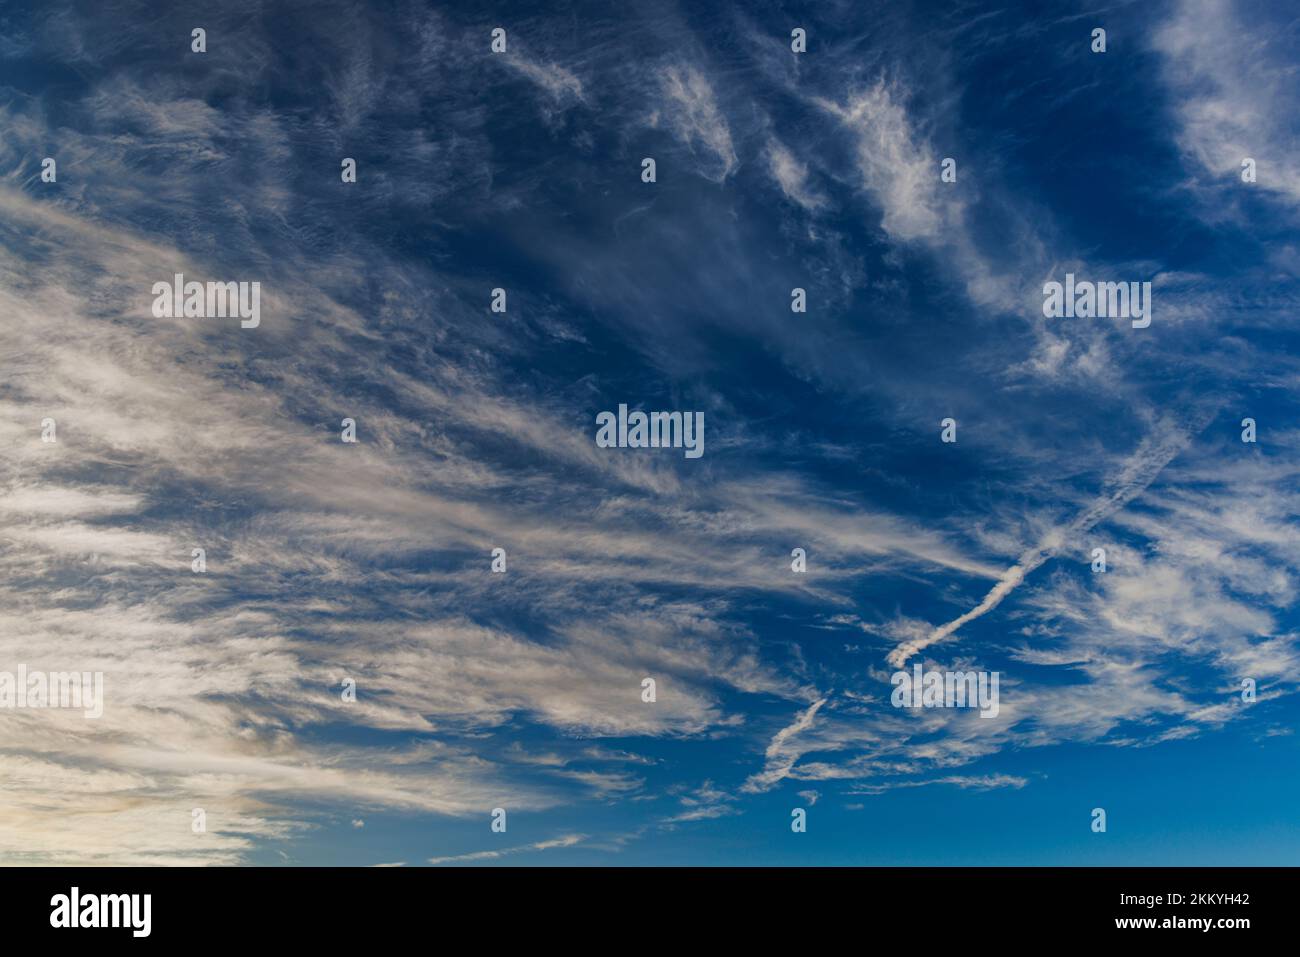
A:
[1,0,1298,865]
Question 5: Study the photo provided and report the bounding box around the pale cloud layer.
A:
[2,0,1297,865]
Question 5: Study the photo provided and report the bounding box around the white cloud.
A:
[887,412,1211,666]
[766,137,826,210]
[813,80,943,241]
[427,834,585,865]
[655,64,738,181]
[1154,0,1300,209]
[742,698,827,793]
[507,55,585,103]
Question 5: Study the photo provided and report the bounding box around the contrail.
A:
[886,409,1218,667]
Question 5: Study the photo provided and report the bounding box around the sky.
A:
[1,0,1298,866]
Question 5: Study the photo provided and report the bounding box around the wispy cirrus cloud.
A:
[653,62,738,181]
[426,834,586,866]
[2,0,1297,868]
[1153,0,1300,210]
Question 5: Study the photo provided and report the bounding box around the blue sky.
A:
[1,0,1298,865]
